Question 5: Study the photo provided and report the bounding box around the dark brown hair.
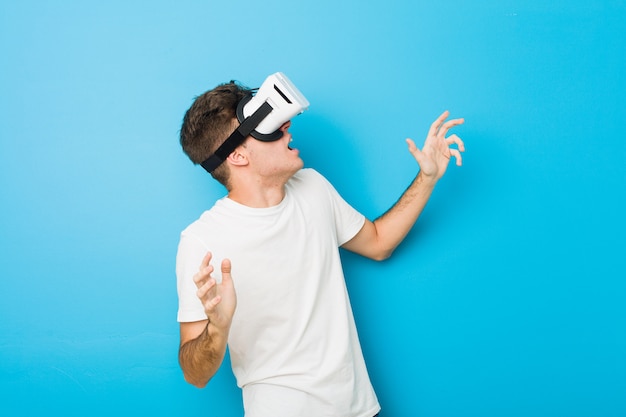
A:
[180,81,253,187]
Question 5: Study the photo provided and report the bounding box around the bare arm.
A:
[342,111,465,260]
[178,253,237,388]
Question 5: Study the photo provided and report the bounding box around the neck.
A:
[228,176,288,208]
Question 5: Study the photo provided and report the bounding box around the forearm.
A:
[343,171,438,260]
[344,112,464,260]
[373,172,437,256]
[178,322,229,388]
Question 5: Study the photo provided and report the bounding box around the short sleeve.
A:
[313,171,365,246]
[176,232,210,323]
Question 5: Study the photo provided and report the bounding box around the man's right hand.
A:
[179,252,237,388]
[193,252,237,332]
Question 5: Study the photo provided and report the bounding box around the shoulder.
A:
[292,167,323,181]
[180,197,229,238]
[287,169,351,211]
[289,168,333,189]
[286,168,332,197]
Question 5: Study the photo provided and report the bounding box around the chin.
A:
[288,160,304,177]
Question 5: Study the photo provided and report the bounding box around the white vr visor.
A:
[201,72,309,173]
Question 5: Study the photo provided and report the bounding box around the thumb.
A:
[221,258,232,282]
[406,138,424,166]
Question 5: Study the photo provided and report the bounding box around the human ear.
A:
[226,147,248,167]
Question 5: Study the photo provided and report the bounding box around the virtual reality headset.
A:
[201,72,310,173]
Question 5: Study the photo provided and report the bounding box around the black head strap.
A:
[236,95,283,142]
[200,101,274,173]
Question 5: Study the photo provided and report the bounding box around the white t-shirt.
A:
[176,168,380,417]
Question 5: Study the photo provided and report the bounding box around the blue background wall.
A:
[1,1,625,416]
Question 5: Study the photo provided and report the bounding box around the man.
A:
[176,79,464,417]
